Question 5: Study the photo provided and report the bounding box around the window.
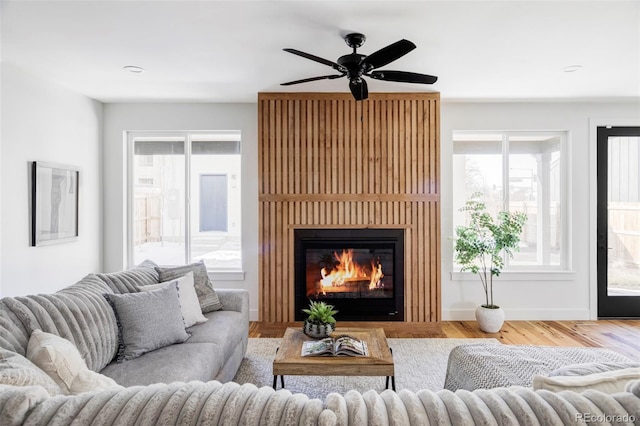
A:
[453,131,568,270]
[138,177,154,186]
[128,131,242,270]
[137,156,154,167]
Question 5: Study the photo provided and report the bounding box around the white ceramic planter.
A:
[475,305,505,333]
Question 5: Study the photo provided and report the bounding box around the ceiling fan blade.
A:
[361,39,416,70]
[369,70,438,84]
[281,74,345,86]
[283,48,346,72]
[349,79,368,101]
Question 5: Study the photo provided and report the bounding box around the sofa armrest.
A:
[4,380,640,425]
[216,289,249,318]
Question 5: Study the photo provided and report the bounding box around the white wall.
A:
[102,100,640,323]
[441,101,640,320]
[102,103,259,319]
[0,18,3,296]
[0,63,103,296]
[3,59,637,322]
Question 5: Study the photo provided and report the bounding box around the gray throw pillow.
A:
[155,261,223,313]
[104,282,190,362]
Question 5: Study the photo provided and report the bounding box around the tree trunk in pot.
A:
[475,305,505,333]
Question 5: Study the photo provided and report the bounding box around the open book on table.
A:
[301,335,369,357]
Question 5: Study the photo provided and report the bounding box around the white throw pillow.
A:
[26,329,123,395]
[70,369,123,394]
[140,271,208,327]
[533,367,640,394]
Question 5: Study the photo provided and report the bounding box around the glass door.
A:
[597,126,640,317]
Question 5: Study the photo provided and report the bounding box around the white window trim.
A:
[125,130,245,277]
[452,129,572,275]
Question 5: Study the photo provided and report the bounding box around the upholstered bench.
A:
[444,343,636,391]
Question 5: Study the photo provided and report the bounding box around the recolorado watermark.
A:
[576,413,636,423]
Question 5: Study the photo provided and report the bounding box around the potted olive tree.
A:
[453,194,527,333]
[302,300,338,338]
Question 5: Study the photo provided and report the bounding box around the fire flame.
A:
[319,249,384,291]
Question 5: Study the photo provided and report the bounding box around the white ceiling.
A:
[2,0,639,103]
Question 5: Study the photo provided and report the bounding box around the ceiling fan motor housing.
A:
[337,53,366,79]
[344,33,366,49]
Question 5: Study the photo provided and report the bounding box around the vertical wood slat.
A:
[268,202,276,321]
[258,93,440,322]
[431,99,439,194]
[417,101,425,194]
[387,101,394,195]
[404,226,413,321]
[285,101,299,194]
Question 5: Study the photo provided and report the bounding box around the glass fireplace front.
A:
[294,229,404,321]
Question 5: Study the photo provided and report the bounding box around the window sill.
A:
[450,270,575,282]
[208,270,246,281]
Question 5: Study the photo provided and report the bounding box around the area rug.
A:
[233,338,499,400]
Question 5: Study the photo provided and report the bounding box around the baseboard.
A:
[443,308,592,321]
[249,309,259,321]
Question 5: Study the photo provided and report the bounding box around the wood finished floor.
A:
[249,320,640,360]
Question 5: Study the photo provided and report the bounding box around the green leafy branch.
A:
[453,193,527,308]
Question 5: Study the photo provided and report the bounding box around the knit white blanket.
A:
[2,380,639,425]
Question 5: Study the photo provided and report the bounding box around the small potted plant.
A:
[302,300,338,338]
[453,193,527,333]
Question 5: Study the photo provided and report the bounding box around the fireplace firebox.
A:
[294,229,404,321]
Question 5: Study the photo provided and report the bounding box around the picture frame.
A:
[31,161,80,246]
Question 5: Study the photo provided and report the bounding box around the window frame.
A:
[126,130,243,273]
[452,130,572,274]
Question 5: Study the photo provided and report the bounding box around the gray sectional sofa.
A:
[2,263,640,424]
[0,260,249,388]
[1,376,640,424]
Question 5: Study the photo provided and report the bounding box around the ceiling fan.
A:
[281,32,437,101]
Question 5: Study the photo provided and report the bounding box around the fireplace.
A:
[294,229,404,321]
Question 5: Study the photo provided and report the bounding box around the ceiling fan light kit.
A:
[281,32,438,101]
[123,65,144,74]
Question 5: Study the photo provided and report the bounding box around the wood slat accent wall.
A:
[258,92,440,322]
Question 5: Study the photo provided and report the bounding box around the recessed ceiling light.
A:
[563,65,583,73]
[123,65,144,74]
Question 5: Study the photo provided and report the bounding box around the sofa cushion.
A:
[140,272,207,328]
[533,367,640,394]
[549,361,640,377]
[26,330,122,395]
[155,261,223,313]
[96,259,159,294]
[0,300,31,356]
[100,342,223,387]
[185,310,247,360]
[104,283,190,361]
[0,286,119,372]
[59,273,113,296]
[0,348,62,396]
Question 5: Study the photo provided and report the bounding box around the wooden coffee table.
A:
[272,327,395,391]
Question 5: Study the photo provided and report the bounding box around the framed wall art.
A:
[31,161,80,246]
